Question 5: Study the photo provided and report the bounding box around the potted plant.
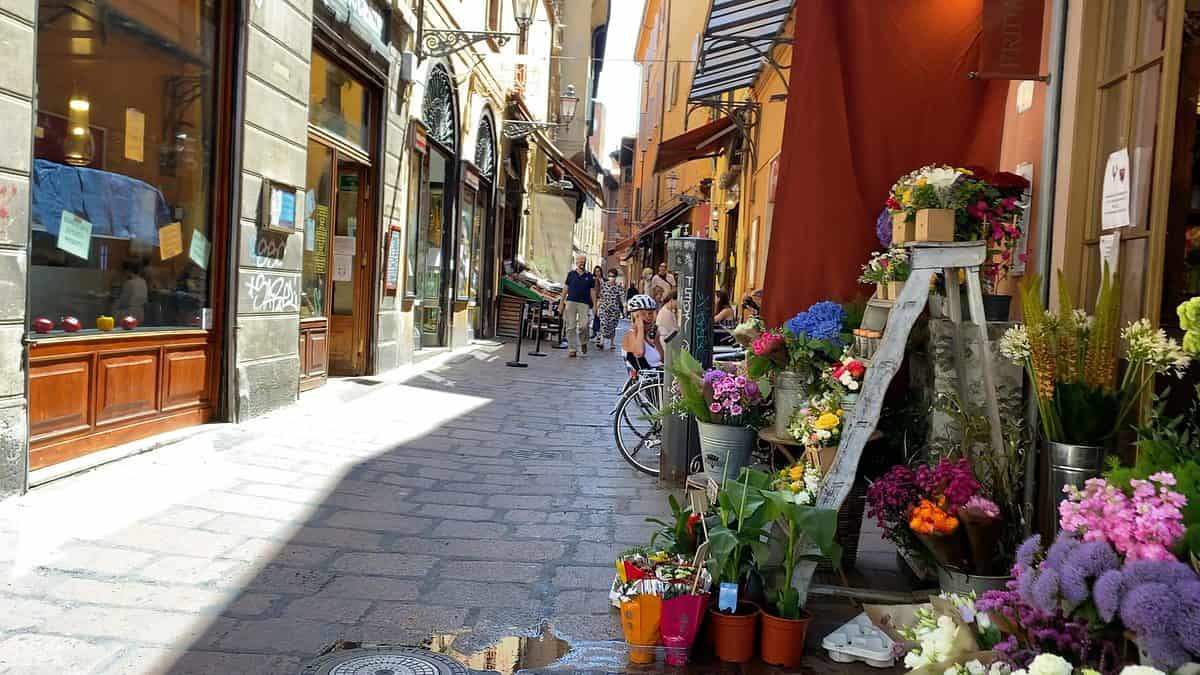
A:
[704,469,772,663]
[859,249,892,300]
[1000,268,1190,534]
[887,165,968,242]
[747,301,848,437]
[962,166,1031,321]
[787,391,844,473]
[757,465,842,668]
[663,351,768,483]
[824,350,866,410]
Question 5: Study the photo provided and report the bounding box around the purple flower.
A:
[1123,559,1196,588]
[1065,540,1120,577]
[1031,567,1061,614]
[1057,564,1089,606]
[1043,533,1080,570]
[1120,582,1177,635]
[1093,569,1124,622]
[1175,580,1200,655]
[1142,634,1192,671]
[875,207,893,247]
[1015,534,1041,567]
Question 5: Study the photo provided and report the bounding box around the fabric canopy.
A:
[510,95,605,206]
[761,0,1006,327]
[653,117,735,174]
[689,0,794,100]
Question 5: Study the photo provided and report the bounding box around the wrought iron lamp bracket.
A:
[502,119,564,140]
[420,29,519,58]
[685,99,761,169]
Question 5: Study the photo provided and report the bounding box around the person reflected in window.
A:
[114,259,148,324]
[656,290,679,342]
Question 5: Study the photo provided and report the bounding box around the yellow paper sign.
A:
[124,108,145,162]
[158,222,183,260]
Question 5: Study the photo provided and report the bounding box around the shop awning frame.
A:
[688,0,793,102]
[633,198,696,244]
[653,116,736,174]
[507,95,605,206]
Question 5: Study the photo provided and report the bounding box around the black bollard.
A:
[506,302,529,368]
[528,301,548,357]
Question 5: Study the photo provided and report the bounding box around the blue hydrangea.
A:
[785,301,846,343]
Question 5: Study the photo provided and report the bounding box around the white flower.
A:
[963,660,986,675]
[1123,319,1192,377]
[999,325,1031,363]
[848,380,860,391]
[988,664,1011,675]
[1117,667,1166,675]
[925,166,961,191]
[1026,654,1072,675]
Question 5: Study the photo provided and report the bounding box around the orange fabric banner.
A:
[762,0,1006,327]
[980,0,1046,78]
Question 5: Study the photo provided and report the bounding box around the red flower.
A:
[847,361,865,378]
[686,513,701,537]
[992,171,1030,190]
[963,165,995,183]
[886,196,901,210]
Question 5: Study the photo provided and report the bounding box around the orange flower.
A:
[908,499,959,535]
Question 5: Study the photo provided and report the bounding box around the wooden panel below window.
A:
[328,315,354,375]
[307,329,329,377]
[29,356,91,441]
[162,346,210,410]
[96,351,159,425]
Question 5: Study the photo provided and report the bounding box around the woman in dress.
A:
[595,269,624,350]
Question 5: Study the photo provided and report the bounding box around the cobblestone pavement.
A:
[0,334,900,674]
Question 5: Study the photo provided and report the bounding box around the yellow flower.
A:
[813,412,840,430]
[836,409,844,416]
[958,167,973,175]
[787,465,804,480]
[915,177,927,187]
[901,189,913,206]
[789,480,803,492]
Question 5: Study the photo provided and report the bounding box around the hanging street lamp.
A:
[416,0,534,59]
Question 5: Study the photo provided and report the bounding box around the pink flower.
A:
[709,403,721,413]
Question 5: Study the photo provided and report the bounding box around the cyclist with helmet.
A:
[622,294,664,370]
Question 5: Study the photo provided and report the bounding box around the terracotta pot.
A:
[915,208,955,241]
[708,601,760,663]
[760,608,811,668]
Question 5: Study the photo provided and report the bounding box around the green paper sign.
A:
[189,230,211,269]
[57,211,93,260]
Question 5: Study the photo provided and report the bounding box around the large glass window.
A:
[405,152,424,297]
[30,0,221,334]
[470,187,486,302]
[457,185,475,300]
[309,51,370,151]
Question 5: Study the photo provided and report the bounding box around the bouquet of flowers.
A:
[886,165,1030,251]
[825,351,867,403]
[787,394,844,450]
[747,301,848,381]
[859,247,912,285]
[1001,270,1191,446]
[662,351,769,429]
[772,460,822,506]
[1058,474,1186,562]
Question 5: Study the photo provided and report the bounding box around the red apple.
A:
[120,315,138,330]
[60,316,81,332]
[33,317,53,334]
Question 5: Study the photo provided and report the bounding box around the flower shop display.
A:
[772,460,822,506]
[612,546,713,665]
[886,165,1031,248]
[663,351,768,482]
[746,300,849,436]
[1002,271,1191,529]
[860,247,912,300]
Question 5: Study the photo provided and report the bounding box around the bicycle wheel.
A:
[613,378,663,476]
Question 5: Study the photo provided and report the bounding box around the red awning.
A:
[606,199,694,255]
[653,117,735,174]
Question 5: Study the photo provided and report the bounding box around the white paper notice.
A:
[124,108,145,163]
[332,254,353,282]
[1099,233,1121,278]
[1012,162,1034,275]
[1101,148,1131,230]
[334,235,355,255]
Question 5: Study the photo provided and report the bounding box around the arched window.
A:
[475,114,496,182]
[422,65,456,151]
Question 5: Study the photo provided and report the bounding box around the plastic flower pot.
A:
[773,372,810,438]
[891,212,914,245]
[760,607,811,668]
[708,601,760,663]
[915,208,955,241]
[696,421,755,484]
[621,595,662,665]
[661,594,707,666]
[981,294,1012,322]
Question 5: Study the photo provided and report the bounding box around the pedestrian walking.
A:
[639,267,654,295]
[595,269,624,350]
[622,294,664,369]
[591,265,604,339]
[656,290,679,342]
[559,255,595,357]
[651,262,675,298]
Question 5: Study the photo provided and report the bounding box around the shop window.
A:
[30,0,221,334]
[457,186,476,301]
[471,189,485,301]
[310,51,370,151]
[405,153,425,298]
[302,143,334,318]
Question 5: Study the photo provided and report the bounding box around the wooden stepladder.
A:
[793,241,1006,603]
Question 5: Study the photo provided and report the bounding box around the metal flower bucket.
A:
[696,421,755,484]
[1040,441,1108,536]
[773,371,809,437]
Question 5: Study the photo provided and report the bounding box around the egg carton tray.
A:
[821,612,896,668]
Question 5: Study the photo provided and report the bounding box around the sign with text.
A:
[57,211,92,260]
[980,0,1046,79]
[158,222,183,260]
[1102,148,1131,230]
[384,226,402,294]
[189,230,211,269]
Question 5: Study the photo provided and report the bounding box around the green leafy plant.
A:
[758,486,840,619]
[645,494,700,555]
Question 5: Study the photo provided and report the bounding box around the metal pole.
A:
[506,302,529,368]
[1024,0,1068,536]
[528,301,548,357]
[552,301,567,349]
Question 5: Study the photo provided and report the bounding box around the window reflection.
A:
[309,51,369,150]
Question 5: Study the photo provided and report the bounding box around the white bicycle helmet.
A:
[627,294,657,312]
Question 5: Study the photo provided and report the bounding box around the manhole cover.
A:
[301,647,471,675]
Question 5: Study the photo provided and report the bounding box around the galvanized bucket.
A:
[696,421,755,484]
[773,371,810,437]
[937,568,1012,596]
[1040,441,1108,536]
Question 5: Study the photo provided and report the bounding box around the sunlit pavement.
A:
[0,335,897,674]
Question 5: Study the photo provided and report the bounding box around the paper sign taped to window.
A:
[334,235,355,255]
[332,254,353,282]
[159,222,183,260]
[57,211,92,260]
[1099,232,1120,279]
[1101,148,1131,230]
[125,108,145,163]
[189,230,211,269]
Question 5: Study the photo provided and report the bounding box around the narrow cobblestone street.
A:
[0,339,689,673]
